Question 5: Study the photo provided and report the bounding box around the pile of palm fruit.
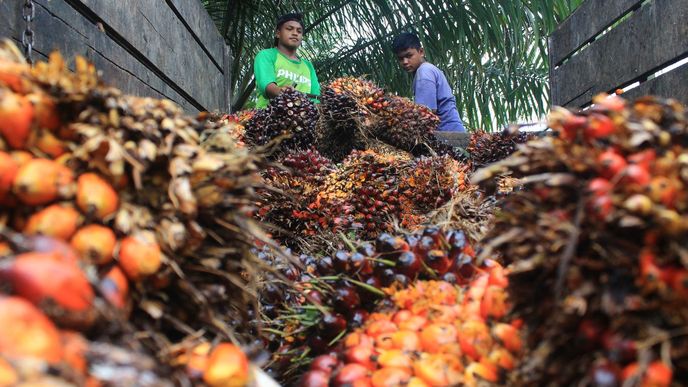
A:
[0,41,265,385]
[474,94,688,386]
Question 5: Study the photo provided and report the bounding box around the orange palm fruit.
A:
[180,342,211,379]
[397,315,427,332]
[76,173,119,220]
[406,377,430,387]
[344,332,374,349]
[0,151,18,202]
[377,350,412,370]
[0,90,34,149]
[371,367,412,387]
[71,224,116,264]
[2,252,95,313]
[0,296,62,363]
[413,354,463,386]
[458,320,493,361]
[464,361,498,385]
[345,344,375,370]
[374,332,395,350]
[0,60,29,92]
[26,92,60,130]
[118,231,163,280]
[492,322,522,353]
[99,265,130,310]
[419,323,457,353]
[365,320,398,338]
[31,128,67,158]
[202,343,250,387]
[0,356,18,386]
[480,285,509,320]
[333,364,370,386]
[25,204,81,241]
[13,158,74,205]
[60,331,88,375]
[488,348,515,371]
[10,150,33,166]
[390,330,420,351]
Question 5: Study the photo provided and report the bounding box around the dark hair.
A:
[391,32,422,54]
[276,13,304,30]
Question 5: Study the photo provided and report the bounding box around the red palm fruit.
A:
[344,332,374,349]
[13,158,74,205]
[25,204,81,241]
[371,367,412,387]
[0,151,18,202]
[0,90,34,149]
[345,344,375,370]
[480,285,508,320]
[0,60,29,92]
[366,320,397,338]
[560,114,588,141]
[585,113,616,139]
[2,253,95,318]
[413,354,463,386]
[486,261,508,288]
[377,350,412,370]
[300,370,329,387]
[32,129,67,158]
[597,150,627,180]
[398,315,427,332]
[118,232,163,280]
[71,224,116,264]
[593,94,626,112]
[392,310,412,325]
[26,92,60,130]
[60,331,88,375]
[464,361,498,384]
[0,296,62,363]
[623,165,651,186]
[669,269,688,297]
[419,323,457,353]
[492,323,522,353]
[334,285,361,312]
[76,173,119,220]
[589,193,614,221]
[310,354,339,375]
[333,364,370,387]
[488,348,515,371]
[99,265,130,310]
[202,343,250,387]
[639,248,662,290]
[628,149,656,170]
[391,330,420,351]
[622,361,672,387]
[0,356,18,386]
[425,250,451,275]
[588,178,613,196]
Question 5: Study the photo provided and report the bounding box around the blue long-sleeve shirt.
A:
[413,62,466,132]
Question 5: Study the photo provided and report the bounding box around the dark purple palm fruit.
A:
[396,251,422,278]
[333,284,361,314]
[320,313,348,339]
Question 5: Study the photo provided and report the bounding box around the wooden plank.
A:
[551,0,688,107]
[222,44,233,113]
[549,0,643,66]
[166,0,226,66]
[74,0,225,110]
[0,1,21,41]
[623,64,688,106]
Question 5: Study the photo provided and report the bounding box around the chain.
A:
[21,0,36,65]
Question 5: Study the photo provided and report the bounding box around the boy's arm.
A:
[254,50,281,98]
[414,67,438,111]
[306,61,321,103]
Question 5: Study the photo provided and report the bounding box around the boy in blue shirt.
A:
[392,32,466,132]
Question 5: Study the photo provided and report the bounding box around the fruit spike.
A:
[467,128,533,169]
[244,88,319,153]
[373,95,440,152]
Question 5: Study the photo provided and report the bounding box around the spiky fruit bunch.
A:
[244,88,319,153]
[467,129,533,169]
[400,156,468,215]
[374,96,439,152]
[308,150,404,238]
[281,148,336,184]
[317,86,367,162]
[473,95,688,385]
[328,77,387,113]
[300,275,520,387]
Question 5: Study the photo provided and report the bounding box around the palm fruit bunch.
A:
[429,189,497,244]
[316,86,368,162]
[373,96,440,152]
[306,150,405,239]
[0,41,264,385]
[203,112,248,148]
[244,88,319,153]
[473,94,688,385]
[328,77,387,114]
[299,273,521,387]
[262,227,498,382]
[399,155,468,215]
[258,149,335,240]
[467,128,533,169]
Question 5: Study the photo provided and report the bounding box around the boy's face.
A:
[396,47,425,73]
[276,21,303,50]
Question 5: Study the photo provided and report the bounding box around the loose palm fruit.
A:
[71,224,116,264]
[0,89,33,149]
[0,296,62,363]
[76,173,119,220]
[60,331,88,375]
[13,158,74,205]
[118,231,163,280]
[371,367,412,387]
[0,357,18,386]
[202,343,250,387]
[99,265,130,310]
[25,204,81,240]
[0,151,18,202]
[26,92,60,130]
[31,128,67,158]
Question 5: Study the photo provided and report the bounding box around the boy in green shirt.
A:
[253,13,320,109]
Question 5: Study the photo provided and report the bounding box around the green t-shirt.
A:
[253,47,320,109]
